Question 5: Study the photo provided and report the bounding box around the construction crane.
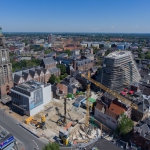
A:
[81,72,138,127]
[85,71,91,129]
[56,88,67,126]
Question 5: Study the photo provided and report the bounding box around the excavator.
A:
[25,112,48,130]
[35,113,48,130]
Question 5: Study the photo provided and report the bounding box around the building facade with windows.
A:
[0,27,13,98]
[97,51,141,92]
[13,66,50,85]
[11,80,52,116]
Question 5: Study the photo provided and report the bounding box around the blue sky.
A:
[0,0,150,33]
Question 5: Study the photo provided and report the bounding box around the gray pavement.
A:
[0,109,46,150]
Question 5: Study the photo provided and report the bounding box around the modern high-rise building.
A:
[0,27,13,98]
[97,51,141,92]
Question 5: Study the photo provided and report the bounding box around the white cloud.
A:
[111,25,114,29]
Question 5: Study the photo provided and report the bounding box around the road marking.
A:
[33,139,39,149]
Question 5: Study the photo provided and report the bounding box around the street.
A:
[0,109,46,150]
[0,108,77,150]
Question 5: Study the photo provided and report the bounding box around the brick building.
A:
[73,58,94,71]
[13,57,60,85]
[0,27,14,98]
[52,83,68,99]
[94,100,131,130]
[132,122,150,150]
[13,66,50,85]
[40,57,60,76]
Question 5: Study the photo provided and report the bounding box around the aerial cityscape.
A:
[0,0,150,150]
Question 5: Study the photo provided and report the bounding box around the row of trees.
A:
[12,58,68,83]
[11,59,41,72]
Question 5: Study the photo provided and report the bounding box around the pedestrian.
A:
[3,113,4,116]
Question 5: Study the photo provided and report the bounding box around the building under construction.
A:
[97,51,141,92]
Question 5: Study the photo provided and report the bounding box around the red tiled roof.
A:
[9,46,16,51]
[57,83,67,92]
[108,103,125,116]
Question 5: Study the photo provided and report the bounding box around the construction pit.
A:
[23,98,101,145]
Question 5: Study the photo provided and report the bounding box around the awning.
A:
[120,91,126,96]
[129,90,134,94]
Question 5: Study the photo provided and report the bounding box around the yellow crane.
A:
[85,71,91,129]
[81,71,138,128]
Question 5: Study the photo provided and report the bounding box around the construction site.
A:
[23,96,101,146]
[21,70,138,146]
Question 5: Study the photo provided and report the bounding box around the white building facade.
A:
[11,80,52,116]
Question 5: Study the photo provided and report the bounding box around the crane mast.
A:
[85,71,91,128]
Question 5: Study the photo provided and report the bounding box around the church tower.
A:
[0,27,13,98]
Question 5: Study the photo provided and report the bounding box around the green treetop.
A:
[117,114,134,135]
[42,142,60,150]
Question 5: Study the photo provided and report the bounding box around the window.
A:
[3,65,7,76]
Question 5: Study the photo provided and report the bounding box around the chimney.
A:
[73,58,76,70]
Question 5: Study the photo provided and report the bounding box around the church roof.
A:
[42,57,56,65]
[13,74,21,84]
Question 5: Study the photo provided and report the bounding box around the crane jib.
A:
[81,74,138,110]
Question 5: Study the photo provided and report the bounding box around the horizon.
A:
[3,31,150,34]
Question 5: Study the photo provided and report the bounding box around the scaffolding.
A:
[97,51,141,92]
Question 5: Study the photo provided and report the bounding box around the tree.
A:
[11,59,41,72]
[22,40,28,46]
[105,49,110,56]
[57,64,66,75]
[45,49,52,54]
[55,76,60,83]
[117,114,134,135]
[93,47,99,54]
[145,52,150,59]
[49,74,56,84]
[60,73,68,80]
[138,52,144,59]
[64,49,71,56]
[42,142,60,150]
[49,74,60,84]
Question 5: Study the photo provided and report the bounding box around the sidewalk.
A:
[0,103,28,122]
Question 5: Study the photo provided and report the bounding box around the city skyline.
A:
[0,0,150,33]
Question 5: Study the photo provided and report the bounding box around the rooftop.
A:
[85,138,122,150]
[12,80,42,94]
[108,103,126,115]
[0,127,13,145]
[106,51,131,59]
